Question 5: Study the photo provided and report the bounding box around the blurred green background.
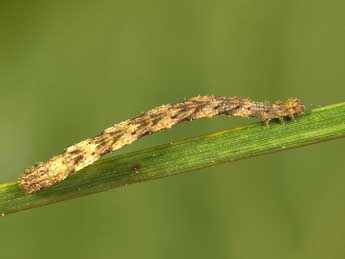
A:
[1,1,345,258]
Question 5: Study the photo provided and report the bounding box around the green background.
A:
[1,1,345,258]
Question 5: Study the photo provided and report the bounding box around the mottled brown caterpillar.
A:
[20,96,304,193]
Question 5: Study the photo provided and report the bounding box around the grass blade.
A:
[1,102,345,216]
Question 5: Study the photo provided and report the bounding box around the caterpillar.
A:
[20,96,304,193]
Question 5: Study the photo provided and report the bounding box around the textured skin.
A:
[20,96,304,193]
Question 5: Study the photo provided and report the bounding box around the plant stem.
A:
[1,102,345,216]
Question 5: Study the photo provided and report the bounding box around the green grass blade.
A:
[1,102,345,216]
